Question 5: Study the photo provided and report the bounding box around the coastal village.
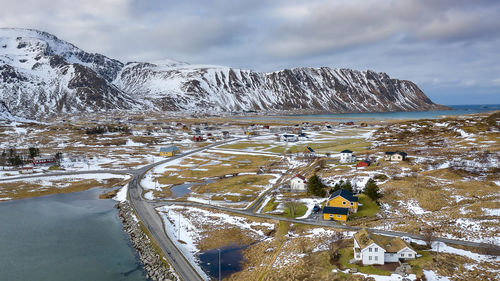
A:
[0,110,499,281]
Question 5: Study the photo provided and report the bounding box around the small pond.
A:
[170,179,215,198]
[198,243,248,280]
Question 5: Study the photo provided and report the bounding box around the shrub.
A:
[364,179,381,201]
[308,174,326,197]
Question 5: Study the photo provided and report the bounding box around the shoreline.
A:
[116,201,178,281]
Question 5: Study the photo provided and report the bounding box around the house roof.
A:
[293,174,306,180]
[354,229,414,253]
[329,188,358,202]
[323,206,349,215]
[33,156,56,161]
[385,151,407,156]
[341,149,353,153]
[160,146,180,152]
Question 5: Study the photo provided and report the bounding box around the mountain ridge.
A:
[0,28,448,120]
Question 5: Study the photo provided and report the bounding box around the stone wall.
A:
[117,202,178,281]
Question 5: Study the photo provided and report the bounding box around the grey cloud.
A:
[0,0,499,104]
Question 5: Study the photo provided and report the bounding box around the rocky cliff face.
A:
[116,63,443,113]
[1,28,446,120]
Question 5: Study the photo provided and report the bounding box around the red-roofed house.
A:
[290,174,307,192]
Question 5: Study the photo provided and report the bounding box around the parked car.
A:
[313,205,321,213]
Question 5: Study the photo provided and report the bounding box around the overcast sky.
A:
[1,0,499,105]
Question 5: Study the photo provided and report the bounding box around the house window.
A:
[374,248,378,252]
[401,253,404,257]
[375,256,378,261]
[369,256,372,261]
[408,254,412,257]
[342,201,346,205]
[329,215,333,218]
[336,215,341,218]
[350,202,354,206]
[369,248,372,252]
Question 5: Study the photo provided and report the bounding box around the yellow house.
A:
[323,206,349,221]
[160,146,180,157]
[245,131,256,136]
[327,189,358,213]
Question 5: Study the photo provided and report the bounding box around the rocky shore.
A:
[116,202,178,281]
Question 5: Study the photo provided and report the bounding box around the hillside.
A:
[1,28,447,119]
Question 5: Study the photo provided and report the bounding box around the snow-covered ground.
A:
[430,241,500,262]
[0,173,130,185]
[156,205,275,280]
[113,183,129,202]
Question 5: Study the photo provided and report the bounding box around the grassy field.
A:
[218,141,273,150]
[263,138,372,154]
[0,177,128,200]
[351,194,379,218]
[281,202,308,218]
[160,153,274,180]
[154,153,277,200]
[193,174,274,202]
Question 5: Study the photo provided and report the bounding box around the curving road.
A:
[127,139,249,281]
[151,200,500,250]
[2,137,498,281]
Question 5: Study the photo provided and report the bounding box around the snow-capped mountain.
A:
[116,62,443,113]
[0,28,140,119]
[0,100,32,122]
[1,28,447,119]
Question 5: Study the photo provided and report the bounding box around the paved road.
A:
[3,135,498,281]
[128,139,243,281]
[150,200,499,250]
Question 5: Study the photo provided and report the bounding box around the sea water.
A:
[0,188,147,281]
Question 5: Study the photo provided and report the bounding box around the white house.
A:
[19,166,34,174]
[384,151,408,161]
[280,134,298,142]
[353,229,416,265]
[290,174,307,192]
[340,149,356,163]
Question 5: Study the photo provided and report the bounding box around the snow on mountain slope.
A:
[0,100,32,122]
[0,28,140,119]
[116,62,445,113]
[1,28,447,119]
[0,28,122,81]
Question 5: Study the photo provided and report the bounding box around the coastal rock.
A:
[116,202,177,281]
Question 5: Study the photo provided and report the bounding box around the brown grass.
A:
[0,177,127,200]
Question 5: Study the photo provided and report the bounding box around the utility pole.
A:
[178,212,181,240]
[218,248,221,281]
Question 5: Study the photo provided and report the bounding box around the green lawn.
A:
[338,247,391,276]
[351,194,379,218]
[407,250,433,277]
[282,202,308,218]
